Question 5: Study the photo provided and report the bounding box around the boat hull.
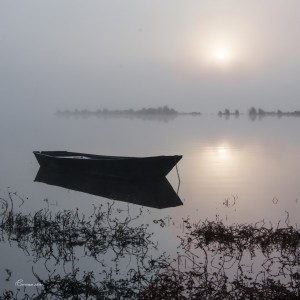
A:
[33,151,182,179]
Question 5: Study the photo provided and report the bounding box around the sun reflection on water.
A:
[202,143,238,177]
[216,145,231,160]
[183,141,241,204]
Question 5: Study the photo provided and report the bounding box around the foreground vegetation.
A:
[1,190,300,299]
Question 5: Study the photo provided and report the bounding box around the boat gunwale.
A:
[33,151,182,162]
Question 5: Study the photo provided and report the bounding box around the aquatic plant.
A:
[1,191,300,299]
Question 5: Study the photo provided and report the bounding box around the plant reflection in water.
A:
[1,190,300,299]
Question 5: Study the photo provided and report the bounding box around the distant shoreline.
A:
[56,106,201,117]
[56,106,300,119]
[247,107,300,117]
[218,107,300,118]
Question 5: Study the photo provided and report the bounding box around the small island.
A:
[248,107,300,117]
[218,109,240,116]
[56,106,201,120]
[217,107,300,119]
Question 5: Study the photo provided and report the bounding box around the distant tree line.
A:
[248,107,300,117]
[57,106,201,116]
[217,107,300,118]
[218,109,240,116]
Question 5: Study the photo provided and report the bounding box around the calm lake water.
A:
[1,111,300,296]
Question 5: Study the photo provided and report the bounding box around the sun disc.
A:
[216,50,228,61]
[213,46,230,63]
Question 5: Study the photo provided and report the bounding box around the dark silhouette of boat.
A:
[34,168,183,209]
[33,151,182,180]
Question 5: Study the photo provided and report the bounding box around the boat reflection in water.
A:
[34,168,183,209]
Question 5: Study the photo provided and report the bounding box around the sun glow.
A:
[206,43,235,68]
[183,30,244,74]
[179,7,277,77]
[188,38,238,72]
[213,46,231,62]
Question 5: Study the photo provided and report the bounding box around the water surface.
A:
[1,112,299,296]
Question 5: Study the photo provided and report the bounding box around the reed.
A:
[1,191,299,299]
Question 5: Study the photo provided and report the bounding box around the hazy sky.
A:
[1,0,300,114]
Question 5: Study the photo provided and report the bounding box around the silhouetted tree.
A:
[248,107,257,115]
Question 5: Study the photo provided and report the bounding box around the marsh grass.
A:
[0,190,300,299]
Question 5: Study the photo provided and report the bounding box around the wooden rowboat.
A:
[33,151,182,180]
